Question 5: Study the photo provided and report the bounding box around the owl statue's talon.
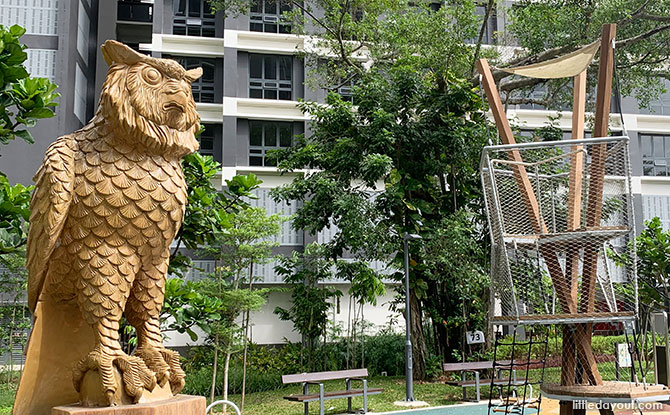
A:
[133,345,171,388]
[159,348,186,394]
[73,346,157,405]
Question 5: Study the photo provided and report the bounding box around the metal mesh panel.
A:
[481,137,661,399]
[481,137,637,323]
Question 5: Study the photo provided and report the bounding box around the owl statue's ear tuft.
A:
[101,40,146,66]
[185,68,203,83]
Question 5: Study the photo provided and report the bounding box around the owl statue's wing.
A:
[27,135,76,312]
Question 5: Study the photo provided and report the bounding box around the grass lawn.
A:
[213,376,465,414]
[0,362,655,415]
[0,376,468,415]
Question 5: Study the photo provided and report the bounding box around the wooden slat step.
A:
[284,388,384,402]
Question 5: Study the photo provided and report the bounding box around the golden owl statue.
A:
[14,40,202,414]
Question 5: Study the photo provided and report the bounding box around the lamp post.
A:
[403,232,422,402]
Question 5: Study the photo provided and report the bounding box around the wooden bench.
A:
[443,361,527,402]
[282,369,383,415]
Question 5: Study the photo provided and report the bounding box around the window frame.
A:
[249,54,293,101]
[173,0,217,37]
[249,120,294,166]
[250,0,292,33]
[641,133,670,176]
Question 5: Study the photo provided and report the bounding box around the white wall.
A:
[164,284,402,347]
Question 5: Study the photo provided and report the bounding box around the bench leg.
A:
[303,383,309,415]
[461,371,467,401]
[475,371,481,402]
[320,383,325,415]
[346,379,352,413]
[363,379,368,414]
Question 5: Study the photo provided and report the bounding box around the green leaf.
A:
[24,107,54,119]
[9,25,26,38]
[14,130,33,144]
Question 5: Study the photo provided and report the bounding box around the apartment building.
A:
[1,0,670,348]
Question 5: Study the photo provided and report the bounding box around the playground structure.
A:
[478,23,670,415]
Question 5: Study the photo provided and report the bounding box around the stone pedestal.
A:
[52,395,206,415]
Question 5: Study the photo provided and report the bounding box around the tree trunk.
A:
[222,350,232,414]
[241,262,254,413]
[210,334,219,402]
[409,289,427,380]
[241,311,250,412]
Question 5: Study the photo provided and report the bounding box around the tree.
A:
[0,24,58,256]
[609,217,670,313]
[274,243,343,371]
[199,206,283,405]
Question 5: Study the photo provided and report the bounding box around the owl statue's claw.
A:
[160,348,186,394]
[73,345,157,404]
[133,345,185,394]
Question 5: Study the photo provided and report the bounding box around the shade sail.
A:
[498,40,601,79]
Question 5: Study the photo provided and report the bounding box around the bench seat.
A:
[284,388,384,402]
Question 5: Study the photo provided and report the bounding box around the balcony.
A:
[117,1,153,24]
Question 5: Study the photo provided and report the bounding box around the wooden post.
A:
[580,23,617,315]
[561,70,588,399]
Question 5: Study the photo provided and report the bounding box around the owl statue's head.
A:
[98,40,201,157]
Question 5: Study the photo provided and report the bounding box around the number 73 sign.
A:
[466,330,485,345]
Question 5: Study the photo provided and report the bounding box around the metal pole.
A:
[404,233,414,401]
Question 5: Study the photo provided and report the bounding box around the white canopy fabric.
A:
[497,40,601,79]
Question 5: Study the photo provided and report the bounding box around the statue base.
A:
[52,395,205,415]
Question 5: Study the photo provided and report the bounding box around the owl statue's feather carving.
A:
[14,40,201,415]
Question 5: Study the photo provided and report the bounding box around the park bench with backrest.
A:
[443,360,527,402]
[282,368,383,415]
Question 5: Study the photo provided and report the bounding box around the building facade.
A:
[2,0,670,348]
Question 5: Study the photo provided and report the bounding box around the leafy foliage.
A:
[0,175,31,255]
[0,24,58,257]
[170,152,262,276]
[609,217,670,311]
[0,24,59,145]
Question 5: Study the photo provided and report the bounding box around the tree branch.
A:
[505,98,548,107]
[638,13,670,23]
[469,0,495,77]
[499,77,545,92]
[618,0,653,28]
[617,24,670,48]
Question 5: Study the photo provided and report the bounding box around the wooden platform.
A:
[541,382,670,402]
[52,395,206,415]
[491,311,635,325]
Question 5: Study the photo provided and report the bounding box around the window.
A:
[77,0,90,63]
[173,0,216,37]
[250,0,291,33]
[198,124,221,163]
[165,55,217,103]
[249,121,293,166]
[117,0,153,23]
[249,54,292,100]
[641,134,670,176]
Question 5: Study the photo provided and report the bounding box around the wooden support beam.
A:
[580,24,617,317]
[562,71,587,390]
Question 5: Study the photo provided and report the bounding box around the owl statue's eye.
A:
[142,67,162,85]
